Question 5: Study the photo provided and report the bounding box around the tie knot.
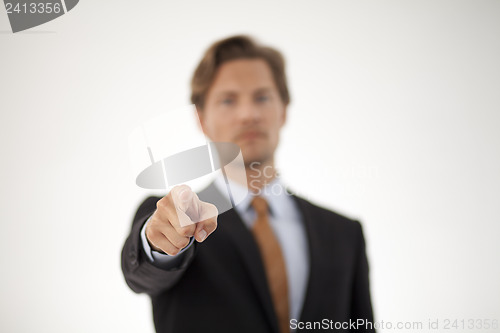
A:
[251,196,269,216]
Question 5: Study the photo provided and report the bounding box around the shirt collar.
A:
[213,172,292,219]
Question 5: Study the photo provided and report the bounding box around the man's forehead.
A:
[213,59,273,81]
[213,87,275,96]
[207,59,278,98]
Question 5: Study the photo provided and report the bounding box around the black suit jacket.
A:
[121,183,375,333]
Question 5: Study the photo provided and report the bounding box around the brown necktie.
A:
[251,196,289,333]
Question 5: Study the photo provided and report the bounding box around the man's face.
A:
[198,58,287,167]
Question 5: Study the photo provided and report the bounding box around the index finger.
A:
[170,185,206,227]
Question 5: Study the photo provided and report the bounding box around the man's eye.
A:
[256,95,270,103]
[221,98,234,105]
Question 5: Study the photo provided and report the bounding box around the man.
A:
[122,35,375,333]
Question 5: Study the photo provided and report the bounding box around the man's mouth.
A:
[237,130,266,141]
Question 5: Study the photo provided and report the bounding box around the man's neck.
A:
[245,160,277,194]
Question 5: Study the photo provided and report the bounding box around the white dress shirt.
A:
[141,175,310,321]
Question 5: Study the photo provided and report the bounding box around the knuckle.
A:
[148,218,161,230]
[206,217,217,230]
[148,214,159,225]
[168,247,180,256]
[179,229,190,238]
[156,198,167,210]
[146,231,160,244]
[152,211,170,227]
[145,224,156,237]
[166,191,175,204]
[174,238,189,249]
[178,226,195,237]
[200,202,218,220]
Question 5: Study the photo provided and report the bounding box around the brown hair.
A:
[190,35,290,110]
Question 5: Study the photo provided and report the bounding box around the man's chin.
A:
[237,143,274,167]
[242,153,271,168]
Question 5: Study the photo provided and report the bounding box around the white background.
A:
[1,1,499,332]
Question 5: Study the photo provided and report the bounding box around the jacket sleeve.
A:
[121,196,198,296]
[350,221,376,332]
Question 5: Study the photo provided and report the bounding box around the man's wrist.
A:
[140,217,195,261]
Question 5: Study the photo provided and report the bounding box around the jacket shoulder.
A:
[291,194,363,232]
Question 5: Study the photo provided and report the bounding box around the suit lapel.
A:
[198,183,279,333]
[290,194,323,323]
[198,183,327,328]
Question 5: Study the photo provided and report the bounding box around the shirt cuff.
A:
[140,215,195,264]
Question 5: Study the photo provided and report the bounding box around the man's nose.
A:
[237,102,262,124]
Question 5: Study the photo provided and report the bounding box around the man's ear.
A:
[194,106,208,136]
[279,105,287,128]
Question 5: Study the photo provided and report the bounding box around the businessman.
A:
[122,35,375,333]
